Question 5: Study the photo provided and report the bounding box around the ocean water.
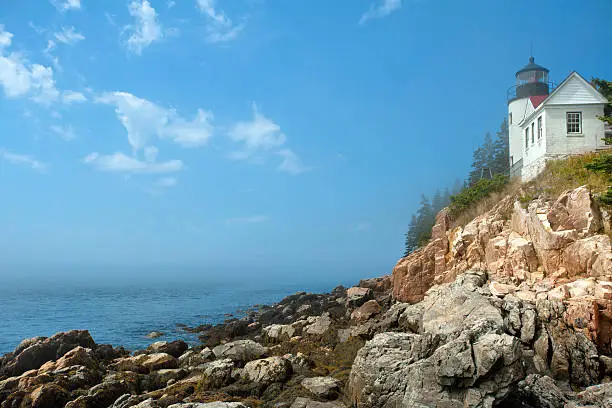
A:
[0,275,341,355]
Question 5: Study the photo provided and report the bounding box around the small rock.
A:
[346,287,372,307]
[350,300,382,322]
[290,398,346,408]
[489,281,517,297]
[146,331,164,339]
[301,376,341,399]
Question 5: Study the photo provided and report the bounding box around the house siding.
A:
[545,104,605,155]
[522,111,548,181]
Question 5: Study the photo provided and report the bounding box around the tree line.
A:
[403,119,510,256]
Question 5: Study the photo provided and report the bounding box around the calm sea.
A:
[0,271,346,355]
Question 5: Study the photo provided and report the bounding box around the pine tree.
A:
[469,133,495,185]
[432,189,445,213]
[403,214,419,256]
[415,194,434,247]
[491,118,510,175]
[443,187,452,207]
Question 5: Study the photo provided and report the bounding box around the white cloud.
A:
[228,103,285,159]
[51,0,81,12]
[50,124,76,140]
[0,26,70,106]
[0,149,46,172]
[96,91,214,151]
[359,0,401,24]
[54,26,85,45]
[226,215,268,225]
[156,176,177,187]
[83,152,184,174]
[0,26,13,49]
[277,148,311,175]
[167,0,176,8]
[62,90,87,104]
[29,64,60,106]
[197,0,244,43]
[124,0,163,55]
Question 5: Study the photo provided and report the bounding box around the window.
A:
[509,113,513,124]
[510,156,514,166]
[531,123,535,144]
[525,128,529,149]
[567,112,582,134]
[537,116,543,139]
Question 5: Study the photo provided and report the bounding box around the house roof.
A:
[529,95,547,109]
[518,71,608,126]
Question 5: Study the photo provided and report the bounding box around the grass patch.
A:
[531,152,609,200]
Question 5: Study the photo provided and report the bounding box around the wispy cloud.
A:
[51,0,81,12]
[167,0,176,9]
[228,103,285,159]
[359,0,402,25]
[124,0,163,55]
[83,152,184,174]
[96,91,214,151]
[226,215,268,225]
[0,149,46,172]
[54,26,85,45]
[277,148,311,175]
[197,0,244,43]
[62,90,87,104]
[50,124,76,140]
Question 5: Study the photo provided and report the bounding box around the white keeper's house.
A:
[507,57,611,181]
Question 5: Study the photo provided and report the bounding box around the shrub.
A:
[448,174,509,219]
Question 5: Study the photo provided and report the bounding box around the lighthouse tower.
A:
[507,57,551,177]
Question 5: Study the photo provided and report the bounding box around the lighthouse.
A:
[507,56,552,177]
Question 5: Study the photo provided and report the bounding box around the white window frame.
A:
[566,112,582,134]
[525,128,529,149]
[537,116,542,139]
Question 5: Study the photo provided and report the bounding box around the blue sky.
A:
[0,0,611,279]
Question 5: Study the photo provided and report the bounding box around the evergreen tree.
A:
[403,214,419,256]
[469,133,495,185]
[452,179,463,195]
[443,187,452,207]
[432,189,445,213]
[591,78,612,144]
[415,194,434,247]
[491,118,510,175]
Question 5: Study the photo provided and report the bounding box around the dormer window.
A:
[567,112,582,134]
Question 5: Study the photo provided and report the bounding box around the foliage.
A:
[591,78,612,144]
[403,191,450,256]
[402,118,510,256]
[448,174,509,219]
[468,119,510,185]
[584,153,612,205]
[533,152,610,200]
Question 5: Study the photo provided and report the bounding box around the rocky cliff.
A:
[1,186,611,407]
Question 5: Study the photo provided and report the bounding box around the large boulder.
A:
[212,340,267,364]
[350,300,382,323]
[145,340,188,358]
[0,330,96,377]
[191,359,235,390]
[242,356,292,385]
[113,353,178,374]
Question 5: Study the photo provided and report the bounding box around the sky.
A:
[0,0,611,280]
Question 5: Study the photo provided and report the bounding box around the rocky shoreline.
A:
[1,185,611,407]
